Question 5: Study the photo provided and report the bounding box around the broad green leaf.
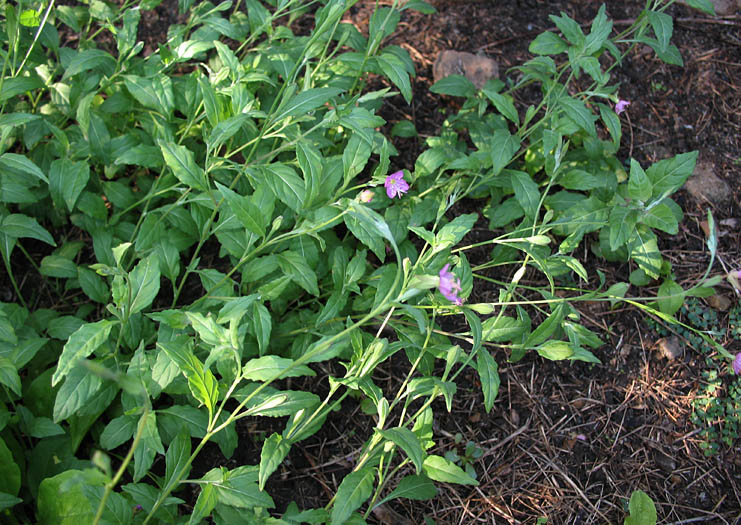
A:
[429,75,476,98]
[0,76,44,102]
[52,320,113,386]
[647,11,672,53]
[53,365,102,422]
[277,251,319,296]
[273,87,343,123]
[238,387,320,418]
[559,95,596,136]
[0,493,22,512]
[215,466,274,509]
[536,340,574,360]
[645,151,698,198]
[376,52,412,104]
[685,0,715,15]
[550,11,585,46]
[129,255,161,315]
[243,356,315,382]
[261,163,305,212]
[380,474,436,505]
[641,203,678,234]
[422,455,478,485]
[165,430,192,490]
[40,255,77,278]
[37,470,105,523]
[259,433,290,490]
[134,411,164,482]
[174,40,215,60]
[629,230,662,279]
[1,214,55,245]
[343,133,372,184]
[529,31,568,55]
[100,414,137,450]
[190,484,217,525]
[598,103,621,146]
[159,140,208,191]
[482,316,527,342]
[525,303,564,348]
[584,5,612,55]
[378,427,425,473]
[476,350,500,412]
[78,267,110,303]
[330,467,375,525]
[208,114,248,150]
[434,213,477,252]
[0,153,48,183]
[490,131,520,176]
[625,490,657,525]
[608,207,639,251]
[482,88,519,125]
[197,75,220,128]
[0,437,20,496]
[511,170,540,219]
[391,120,417,138]
[657,279,684,316]
[215,182,268,238]
[297,141,323,209]
[62,49,116,80]
[628,159,652,202]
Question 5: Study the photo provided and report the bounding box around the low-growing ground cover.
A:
[0,0,739,523]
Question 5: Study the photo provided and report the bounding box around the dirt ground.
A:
[75,0,741,522]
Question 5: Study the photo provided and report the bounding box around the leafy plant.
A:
[0,0,726,522]
[624,490,658,525]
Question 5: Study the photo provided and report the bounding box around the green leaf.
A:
[0,152,48,183]
[37,470,105,523]
[0,76,44,102]
[277,251,319,296]
[422,455,478,485]
[476,350,500,412]
[1,214,55,245]
[243,356,315,382]
[482,316,527,342]
[391,120,417,138]
[598,103,621,146]
[40,255,77,279]
[214,466,274,509]
[52,320,113,386]
[273,87,343,123]
[536,340,574,360]
[165,430,192,490]
[123,75,174,116]
[641,203,678,234]
[376,51,412,104]
[608,207,639,251]
[584,5,612,55]
[62,49,115,80]
[434,213,477,253]
[0,492,22,512]
[629,230,662,279]
[657,279,684,316]
[259,433,290,490]
[78,267,110,303]
[134,411,164,482]
[381,474,436,505]
[208,114,248,150]
[129,255,161,315]
[482,88,519,125]
[0,357,20,397]
[100,414,137,450]
[511,171,540,219]
[685,0,716,15]
[645,151,697,198]
[343,133,372,183]
[330,467,375,525]
[190,484,217,525]
[525,303,564,347]
[53,365,102,422]
[261,163,305,212]
[429,75,476,98]
[252,302,272,355]
[378,427,425,474]
[625,489,657,525]
[647,11,672,53]
[550,12,585,47]
[159,140,208,191]
[490,131,520,176]
[215,182,269,238]
[0,438,20,496]
[628,159,652,202]
[559,96,596,136]
[529,31,568,55]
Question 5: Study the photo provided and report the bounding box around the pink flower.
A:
[359,189,374,203]
[733,353,741,375]
[438,264,463,305]
[615,99,631,115]
[384,170,409,199]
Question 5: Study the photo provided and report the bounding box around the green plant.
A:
[624,490,658,525]
[443,433,483,480]
[0,0,727,523]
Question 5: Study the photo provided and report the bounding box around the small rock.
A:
[433,50,499,90]
[706,293,732,311]
[684,161,731,206]
[657,336,684,361]
[678,0,740,15]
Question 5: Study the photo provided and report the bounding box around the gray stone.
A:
[684,161,731,206]
[657,336,684,361]
[433,50,499,90]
